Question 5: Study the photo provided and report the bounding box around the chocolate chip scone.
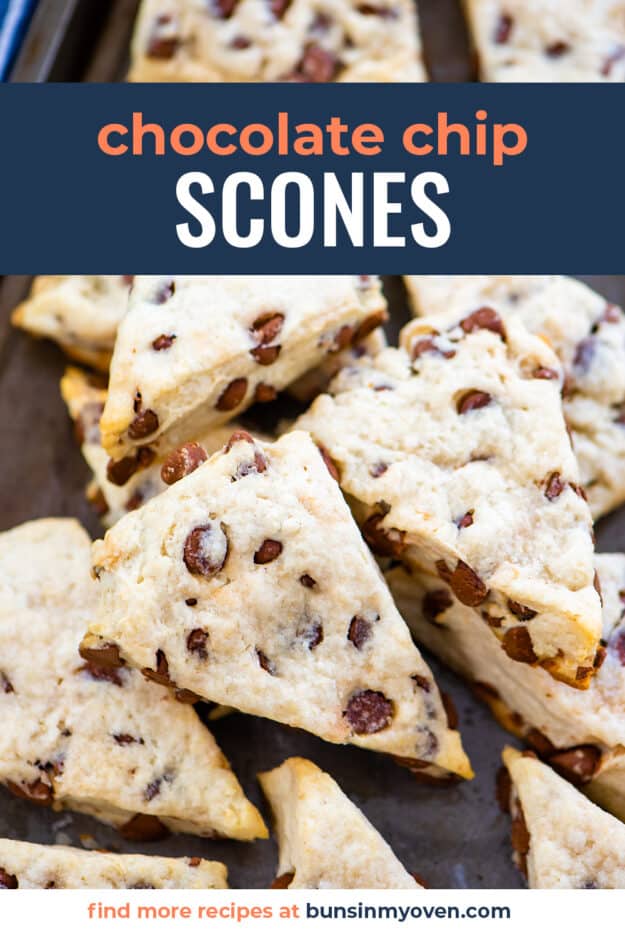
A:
[501,747,625,888]
[82,431,471,780]
[388,553,625,821]
[60,366,270,528]
[100,276,387,475]
[296,315,602,688]
[463,0,625,81]
[12,276,131,371]
[129,0,425,82]
[0,518,267,841]
[0,841,227,889]
[405,275,625,519]
[259,757,420,888]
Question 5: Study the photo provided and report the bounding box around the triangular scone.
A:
[0,840,227,889]
[388,554,625,820]
[82,431,471,779]
[129,0,425,83]
[502,747,625,888]
[60,366,268,528]
[12,276,130,371]
[296,315,602,688]
[100,276,387,470]
[0,518,266,841]
[404,275,625,519]
[463,0,625,82]
[259,757,420,889]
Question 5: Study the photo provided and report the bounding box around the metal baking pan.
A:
[10,0,475,83]
[0,274,624,889]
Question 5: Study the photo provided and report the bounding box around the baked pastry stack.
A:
[9,272,625,889]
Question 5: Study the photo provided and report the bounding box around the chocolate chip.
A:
[7,778,54,806]
[482,611,504,630]
[317,444,340,482]
[494,13,513,43]
[184,523,229,577]
[369,461,388,478]
[1,671,14,693]
[122,275,135,286]
[161,443,208,485]
[525,728,555,757]
[152,334,176,351]
[0,867,18,889]
[411,334,456,361]
[545,41,570,57]
[435,559,488,607]
[457,390,492,415]
[118,814,169,842]
[269,0,291,16]
[502,626,538,664]
[254,538,283,564]
[154,280,175,303]
[81,661,125,687]
[460,307,506,339]
[212,0,238,16]
[441,691,458,730]
[271,873,295,888]
[456,510,474,529]
[544,471,565,500]
[106,447,156,486]
[356,3,398,17]
[348,615,373,650]
[128,407,159,441]
[256,648,276,675]
[422,589,453,625]
[290,43,340,82]
[79,641,126,670]
[147,17,179,59]
[573,337,595,373]
[251,345,281,365]
[353,310,387,343]
[594,570,603,606]
[254,383,278,403]
[216,378,248,411]
[299,574,316,589]
[507,599,537,621]
[187,628,209,660]
[495,766,511,812]
[511,803,530,861]
[362,512,406,558]
[141,649,172,688]
[113,734,143,746]
[344,690,393,735]
[251,312,285,347]
[144,778,162,802]
[412,674,432,692]
[532,366,559,380]
[299,618,324,649]
[601,46,625,77]
[610,629,625,665]
[548,746,601,786]
[230,34,251,49]
[188,857,202,868]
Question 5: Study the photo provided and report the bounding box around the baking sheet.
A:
[0,274,624,889]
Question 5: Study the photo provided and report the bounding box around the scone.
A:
[0,518,266,841]
[404,275,625,519]
[0,841,227,889]
[129,0,426,82]
[100,275,387,475]
[60,366,268,528]
[259,757,420,888]
[501,747,625,888]
[82,431,471,780]
[388,553,625,821]
[296,315,602,688]
[463,0,625,82]
[287,327,387,403]
[12,276,131,371]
